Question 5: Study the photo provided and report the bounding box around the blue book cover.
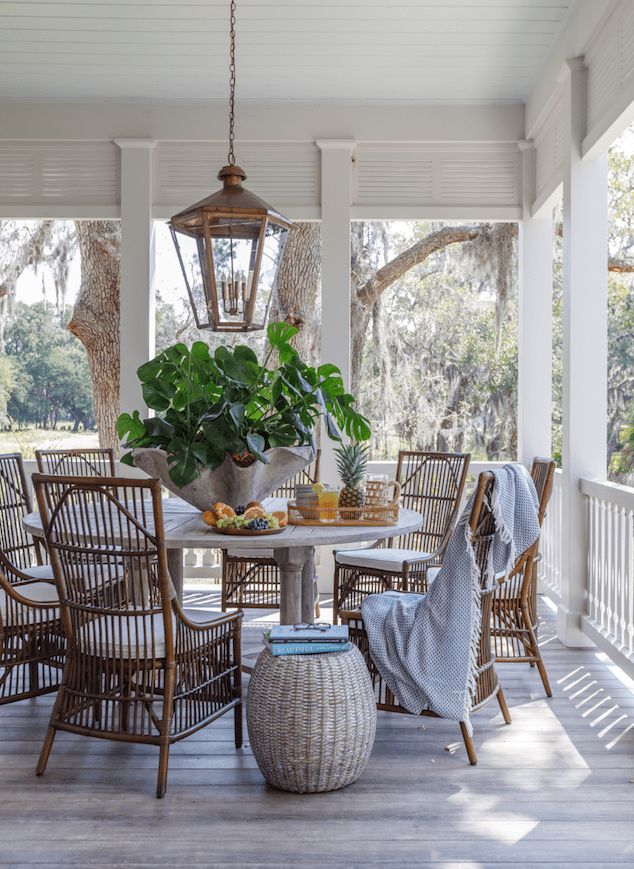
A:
[269,641,351,656]
[270,624,349,644]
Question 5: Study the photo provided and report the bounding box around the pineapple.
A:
[335,442,369,511]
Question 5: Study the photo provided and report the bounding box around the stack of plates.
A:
[294,484,318,518]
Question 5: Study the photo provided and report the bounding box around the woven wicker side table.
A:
[246,645,377,793]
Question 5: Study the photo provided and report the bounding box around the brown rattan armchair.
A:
[341,472,512,765]
[490,458,556,696]
[33,474,243,799]
[333,451,470,623]
[0,453,65,704]
[221,450,321,614]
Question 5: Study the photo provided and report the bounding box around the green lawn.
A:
[0,428,100,458]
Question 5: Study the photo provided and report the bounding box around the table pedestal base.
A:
[167,549,184,601]
[274,545,317,625]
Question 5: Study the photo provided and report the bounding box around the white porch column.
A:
[559,58,608,646]
[115,138,156,416]
[518,140,553,466]
[315,139,355,594]
[316,139,355,481]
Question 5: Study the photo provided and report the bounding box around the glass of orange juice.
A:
[314,485,340,522]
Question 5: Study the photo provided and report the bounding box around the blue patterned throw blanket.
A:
[361,464,540,732]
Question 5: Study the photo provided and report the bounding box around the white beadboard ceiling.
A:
[0,0,576,103]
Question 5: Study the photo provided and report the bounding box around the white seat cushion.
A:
[78,607,220,659]
[21,563,55,582]
[335,548,431,573]
[0,581,60,624]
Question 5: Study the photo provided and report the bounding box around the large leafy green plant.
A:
[117,322,371,487]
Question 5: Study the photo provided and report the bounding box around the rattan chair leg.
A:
[521,603,553,697]
[459,721,478,765]
[234,702,243,749]
[36,725,57,776]
[156,741,170,799]
[29,661,39,693]
[497,687,512,724]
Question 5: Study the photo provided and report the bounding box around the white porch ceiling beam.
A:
[0,101,524,146]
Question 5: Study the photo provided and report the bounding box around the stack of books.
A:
[265,624,350,656]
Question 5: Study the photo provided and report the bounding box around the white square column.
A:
[316,139,355,482]
[559,58,608,646]
[518,140,553,466]
[115,138,156,417]
[315,139,355,596]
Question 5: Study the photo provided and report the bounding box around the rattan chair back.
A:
[392,450,470,553]
[34,473,171,647]
[0,452,45,584]
[35,448,116,478]
[531,457,556,526]
[272,449,321,498]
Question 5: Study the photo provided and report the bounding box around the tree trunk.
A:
[69,221,121,452]
[269,222,321,364]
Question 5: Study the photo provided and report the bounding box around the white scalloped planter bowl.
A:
[132,445,315,512]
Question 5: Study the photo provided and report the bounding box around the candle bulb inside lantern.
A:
[221,272,229,313]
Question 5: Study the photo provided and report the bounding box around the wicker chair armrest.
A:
[338,608,363,624]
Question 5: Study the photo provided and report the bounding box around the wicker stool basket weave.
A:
[247,645,377,793]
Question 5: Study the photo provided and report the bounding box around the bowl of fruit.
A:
[201,501,288,536]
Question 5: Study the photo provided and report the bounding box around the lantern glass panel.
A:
[170,228,213,329]
[256,221,289,314]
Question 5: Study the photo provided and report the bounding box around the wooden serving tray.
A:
[288,501,399,527]
[209,526,286,537]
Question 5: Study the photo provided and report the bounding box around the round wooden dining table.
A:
[24,498,423,625]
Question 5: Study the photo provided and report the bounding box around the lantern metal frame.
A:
[169,165,291,333]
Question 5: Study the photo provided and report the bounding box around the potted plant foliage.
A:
[117,322,371,511]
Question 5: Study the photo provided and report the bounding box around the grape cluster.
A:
[235,505,246,516]
[248,518,270,531]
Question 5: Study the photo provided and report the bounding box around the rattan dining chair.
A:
[35,447,116,477]
[0,453,65,704]
[0,452,51,585]
[221,450,321,614]
[341,471,512,765]
[332,451,470,623]
[33,474,243,799]
[490,458,556,697]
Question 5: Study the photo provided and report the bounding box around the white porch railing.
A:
[581,478,634,677]
[537,469,563,603]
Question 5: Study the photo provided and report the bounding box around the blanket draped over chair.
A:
[361,464,540,732]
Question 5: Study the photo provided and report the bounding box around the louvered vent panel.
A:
[156,142,319,207]
[42,144,119,202]
[0,148,35,198]
[439,157,518,205]
[587,1,634,134]
[356,150,433,205]
[0,141,118,204]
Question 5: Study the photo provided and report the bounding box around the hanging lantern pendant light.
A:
[169,0,292,332]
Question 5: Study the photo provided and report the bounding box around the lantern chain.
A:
[228,0,237,166]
